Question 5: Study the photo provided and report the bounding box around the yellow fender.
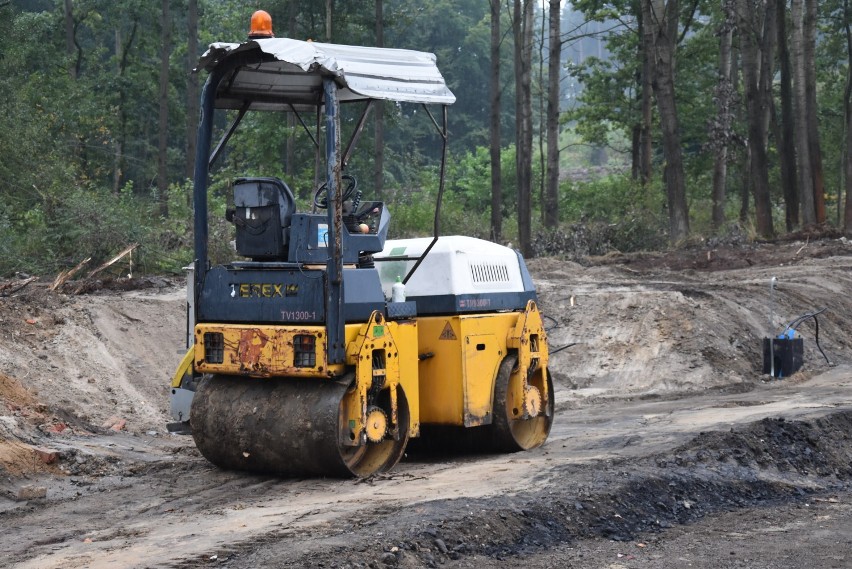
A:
[171,347,195,388]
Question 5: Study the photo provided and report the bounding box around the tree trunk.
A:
[514,0,535,257]
[738,0,774,238]
[185,0,199,182]
[791,0,815,225]
[846,101,852,234]
[768,96,788,221]
[111,20,137,196]
[326,0,333,42]
[64,0,76,79]
[776,0,799,230]
[113,28,123,195]
[544,0,560,228]
[760,1,777,148]
[740,151,752,224]
[732,43,750,223]
[157,0,171,217]
[804,0,825,223]
[844,0,852,234]
[631,124,640,180]
[711,0,735,232]
[643,0,689,244]
[538,8,546,224]
[639,8,653,185]
[632,14,643,182]
[489,0,502,242]
[759,0,777,236]
[374,0,385,200]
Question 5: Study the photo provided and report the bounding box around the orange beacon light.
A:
[249,10,274,39]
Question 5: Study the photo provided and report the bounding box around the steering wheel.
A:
[313,174,358,209]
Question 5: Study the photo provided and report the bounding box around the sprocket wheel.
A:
[365,406,388,443]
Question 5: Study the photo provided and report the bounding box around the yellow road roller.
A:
[169,11,553,477]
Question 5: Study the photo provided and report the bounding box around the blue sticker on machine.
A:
[317,223,328,247]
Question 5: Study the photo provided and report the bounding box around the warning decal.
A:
[439,322,457,340]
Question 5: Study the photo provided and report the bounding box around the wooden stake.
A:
[50,257,91,291]
[0,276,38,297]
[85,244,138,279]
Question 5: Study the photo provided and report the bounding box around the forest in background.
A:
[1,0,851,277]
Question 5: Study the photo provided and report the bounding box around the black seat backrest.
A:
[231,177,296,261]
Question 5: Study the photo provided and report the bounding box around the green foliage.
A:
[381,176,476,240]
[532,174,667,256]
[384,0,515,151]
[814,0,851,223]
[0,178,238,277]
[1,185,146,276]
[447,146,518,214]
[0,0,507,276]
[564,1,642,147]
[565,54,638,146]
[560,174,650,221]
[7,0,850,276]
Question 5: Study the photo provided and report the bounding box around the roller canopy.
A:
[196,38,456,111]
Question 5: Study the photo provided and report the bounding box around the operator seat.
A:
[229,177,296,261]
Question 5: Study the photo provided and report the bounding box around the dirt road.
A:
[1,238,851,568]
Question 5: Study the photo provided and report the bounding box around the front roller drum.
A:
[190,374,410,477]
[492,354,554,452]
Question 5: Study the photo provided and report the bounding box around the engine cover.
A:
[373,236,537,315]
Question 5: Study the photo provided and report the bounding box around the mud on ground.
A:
[1,237,852,568]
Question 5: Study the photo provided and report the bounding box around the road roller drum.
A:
[190,374,409,477]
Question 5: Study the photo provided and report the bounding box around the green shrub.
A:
[534,173,667,256]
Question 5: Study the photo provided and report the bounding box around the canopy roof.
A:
[197,38,456,111]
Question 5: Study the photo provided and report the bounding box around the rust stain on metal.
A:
[238,329,269,370]
[464,411,488,427]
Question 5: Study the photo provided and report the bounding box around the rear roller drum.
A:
[492,354,554,452]
[190,374,410,477]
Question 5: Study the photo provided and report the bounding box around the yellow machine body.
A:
[191,314,422,443]
[417,313,511,426]
[415,301,550,428]
[185,300,549,446]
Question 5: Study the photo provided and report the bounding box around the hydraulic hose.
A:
[781,308,831,364]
